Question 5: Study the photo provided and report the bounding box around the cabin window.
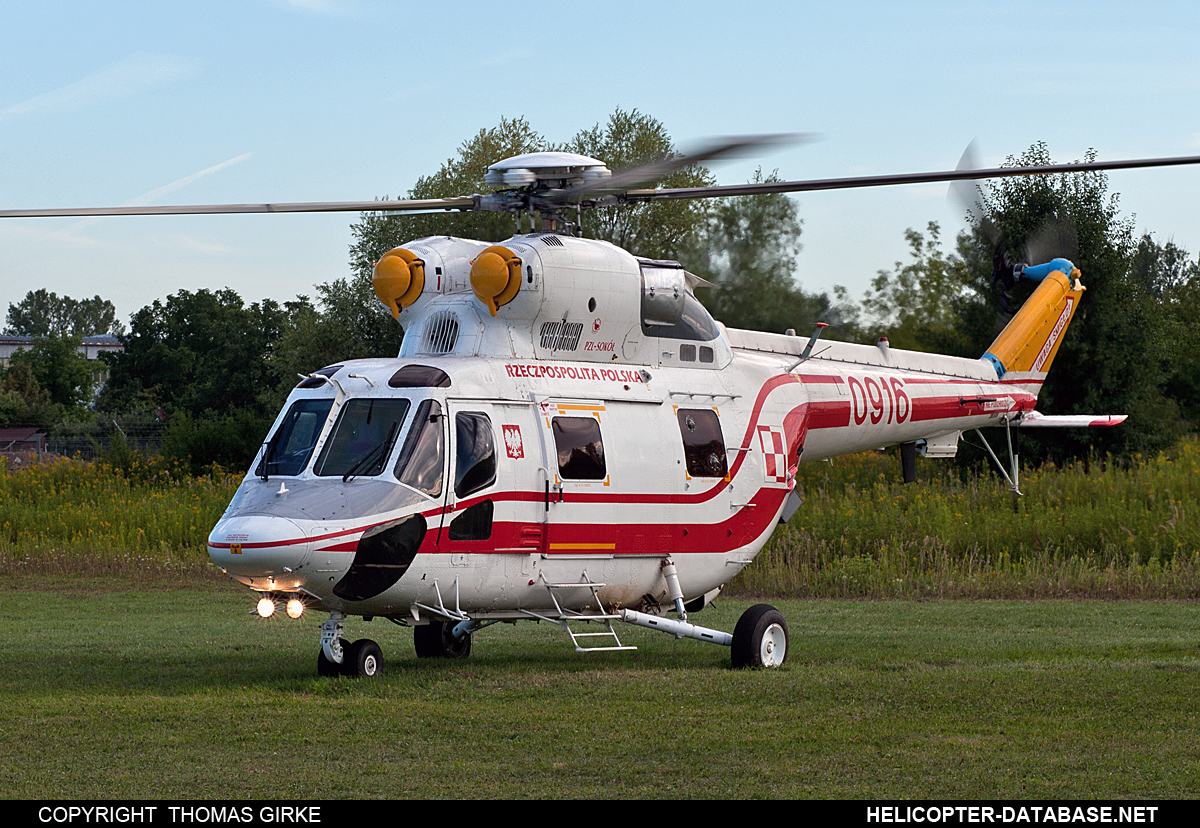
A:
[256,398,334,477]
[699,345,715,363]
[552,417,606,480]
[448,500,494,541]
[394,400,443,497]
[454,412,497,498]
[388,365,452,388]
[677,408,727,478]
[313,398,410,478]
[680,344,696,362]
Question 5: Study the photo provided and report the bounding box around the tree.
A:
[349,110,717,282]
[0,361,58,426]
[862,222,987,356]
[5,289,124,337]
[1135,235,1200,430]
[99,288,289,418]
[969,143,1180,460]
[268,281,405,408]
[349,116,549,282]
[8,335,95,413]
[682,169,852,336]
[565,108,714,260]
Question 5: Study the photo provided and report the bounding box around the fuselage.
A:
[207,232,1037,622]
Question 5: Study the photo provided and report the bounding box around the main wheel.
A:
[731,604,788,669]
[342,639,383,678]
[414,620,472,659]
[317,646,341,677]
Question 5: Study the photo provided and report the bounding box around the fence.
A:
[1,420,168,463]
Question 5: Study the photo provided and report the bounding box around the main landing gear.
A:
[731,604,789,668]
[620,602,788,669]
[313,601,788,676]
[317,612,384,678]
[413,619,473,659]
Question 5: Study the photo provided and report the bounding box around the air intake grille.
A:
[539,321,584,351]
[423,311,460,354]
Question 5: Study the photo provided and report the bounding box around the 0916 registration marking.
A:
[848,375,910,425]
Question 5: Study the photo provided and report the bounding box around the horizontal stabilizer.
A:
[1016,411,1127,428]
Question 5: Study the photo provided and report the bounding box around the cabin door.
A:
[441,400,543,565]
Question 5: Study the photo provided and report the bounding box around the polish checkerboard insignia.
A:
[756,425,789,484]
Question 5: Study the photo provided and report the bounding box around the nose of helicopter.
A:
[208,515,313,591]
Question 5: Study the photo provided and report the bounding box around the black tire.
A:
[413,620,472,659]
[317,645,341,677]
[731,604,788,669]
[339,639,361,676]
[343,639,383,678]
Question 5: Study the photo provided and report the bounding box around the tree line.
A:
[3,110,1198,472]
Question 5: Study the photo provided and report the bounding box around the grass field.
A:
[6,442,1200,596]
[3,446,1200,798]
[3,577,1198,799]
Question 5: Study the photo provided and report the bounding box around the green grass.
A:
[2,578,1198,799]
[734,439,1200,598]
[7,442,1200,596]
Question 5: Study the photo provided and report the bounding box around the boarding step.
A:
[523,572,636,652]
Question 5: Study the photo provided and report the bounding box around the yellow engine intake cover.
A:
[373,248,425,318]
[470,245,522,316]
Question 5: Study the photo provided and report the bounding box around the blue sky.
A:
[2,0,1198,326]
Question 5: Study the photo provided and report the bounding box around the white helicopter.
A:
[6,139,1200,676]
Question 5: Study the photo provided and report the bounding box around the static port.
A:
[256,597,277,618]
[286,598,305,619]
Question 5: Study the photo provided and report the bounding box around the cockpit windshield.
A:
[257,398,335,478]
[314,398,411,479]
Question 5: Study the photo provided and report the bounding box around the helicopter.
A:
[5,138,1200,676]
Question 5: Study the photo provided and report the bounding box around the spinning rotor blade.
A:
[948,141,1080,264]
[551,133,812,202]
[619,153,1200,203]
[3,144,1199,220]
[948,140,1001,246]
[0,195,476,219]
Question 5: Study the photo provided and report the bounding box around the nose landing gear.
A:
[317,612,384,678]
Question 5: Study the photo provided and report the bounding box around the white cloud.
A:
[66,153,253,232]
[0,53,199,123]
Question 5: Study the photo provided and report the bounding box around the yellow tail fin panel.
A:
[984,268,1084,379]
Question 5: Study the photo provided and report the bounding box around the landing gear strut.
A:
[318,612,384,677]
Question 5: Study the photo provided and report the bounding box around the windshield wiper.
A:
[259,439,275,481]
[342,421,399,482]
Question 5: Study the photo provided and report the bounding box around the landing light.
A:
[256,597,277,618]
[286,598,305,619]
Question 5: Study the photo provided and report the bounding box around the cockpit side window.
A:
[394,400,444,498]
[641,294,721,342]
[677,408,727,478]
[454,412,496,498]
[313,398,410,478]
[256,398,334,477]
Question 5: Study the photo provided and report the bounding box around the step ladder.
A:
[522,571,636,653]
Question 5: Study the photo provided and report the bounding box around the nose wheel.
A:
[317,612,384,677]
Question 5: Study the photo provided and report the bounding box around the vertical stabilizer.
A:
[982,261,1084,392]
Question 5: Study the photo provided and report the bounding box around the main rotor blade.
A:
[552,133,812,202]
[0,195,476,219]
[620,154,1200,202]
